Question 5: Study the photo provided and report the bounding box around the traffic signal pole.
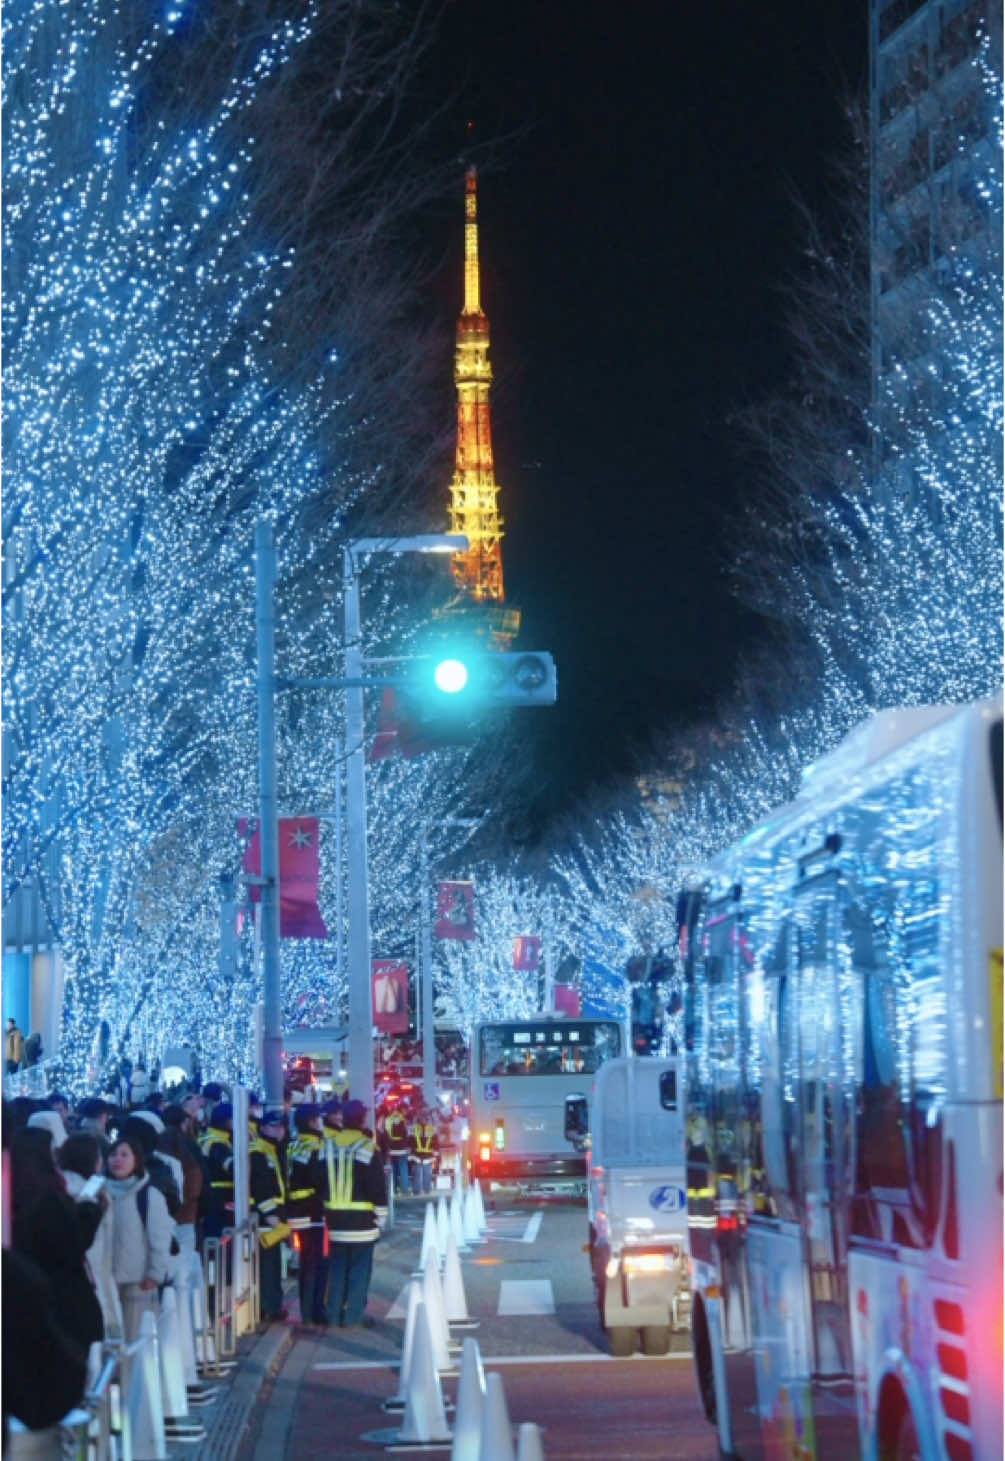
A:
[254,520,284,1107]
[342,546,376,1123]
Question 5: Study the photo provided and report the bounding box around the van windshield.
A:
[479,1021,621,1076]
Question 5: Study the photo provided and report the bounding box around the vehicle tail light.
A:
[494,1119,505,1151]
[623,1252,672,1275]
[479,1145,492,1163]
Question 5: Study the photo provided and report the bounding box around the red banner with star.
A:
[434,881,476,940]
[239,817,328,939]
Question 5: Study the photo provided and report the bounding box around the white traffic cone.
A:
[442,1232,478,1328]
[461,1186,483,1245]
[478,1371,515,1461]
[516,1423,546,1461]
[419,1231,441,1279]
[449,1337,486,1461]
[420,1200,438,1262]
[383,1280,423,1412]
[175,1260,199,1386]
[128,1307,168,1461]
[449,1193,469,1254]
[189,1249,213,1370]
[422,1251,456,1373]
[435,1195,450,1262]
[395,1301,452,1446]
[473,1180,487,1233]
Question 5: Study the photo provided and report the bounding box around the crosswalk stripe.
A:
[497,1279,555,1316]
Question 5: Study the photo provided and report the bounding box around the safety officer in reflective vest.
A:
[286,1104,329,1325]
[383,1104,411,1195]
[323,1099,388,1328]
[199,1102,235,1237]
[408,1107,438,1196]
[250,1108,288,1320]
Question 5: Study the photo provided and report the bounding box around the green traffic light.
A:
[433,658,469,694]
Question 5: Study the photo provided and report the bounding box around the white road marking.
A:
[489,1210,544,1243]
[497,1278,554,1316]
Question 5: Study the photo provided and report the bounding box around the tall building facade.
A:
[869,0,1002,490]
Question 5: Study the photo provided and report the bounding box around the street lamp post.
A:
[342,535,467,1122]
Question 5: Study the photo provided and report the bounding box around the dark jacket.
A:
[322,1129,388,1243]
[285,1132,325,1229]
[249,1135,285,1220]
[199,1126,234,1236]
[12,1188,104,1351]
[2,1249,89,1428]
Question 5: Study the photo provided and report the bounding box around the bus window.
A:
[760,920,798,1222]
[659,1069,678,1110]
[477,1021,621,1077]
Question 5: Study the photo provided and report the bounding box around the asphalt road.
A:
[240,1191,721,1460]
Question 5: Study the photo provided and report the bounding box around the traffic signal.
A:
[408,648,557,713]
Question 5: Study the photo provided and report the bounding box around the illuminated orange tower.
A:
[448,167,506,605]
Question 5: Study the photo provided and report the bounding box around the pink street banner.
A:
[372,960,410,1034]
[239,817,328,939]
[434,881,476,941]
[512,935,541,971]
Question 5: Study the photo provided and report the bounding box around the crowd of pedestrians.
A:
[1,1075,417,1451]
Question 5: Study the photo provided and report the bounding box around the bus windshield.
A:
[478,1020,622,1076]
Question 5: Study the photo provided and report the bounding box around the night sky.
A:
[421,3,868,818]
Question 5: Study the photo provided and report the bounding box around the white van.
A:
[579,1055,690,1356]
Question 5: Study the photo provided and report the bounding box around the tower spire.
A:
[448,166,506,606]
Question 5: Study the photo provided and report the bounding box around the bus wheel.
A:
[608,1326,636,1358]
[640,1324,671,1356]
[895,1410,921,1461]
[692,1301,717,1425]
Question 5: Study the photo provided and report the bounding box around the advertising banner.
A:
[372,960,410,1034]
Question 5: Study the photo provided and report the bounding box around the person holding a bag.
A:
[250,1109,289,1321]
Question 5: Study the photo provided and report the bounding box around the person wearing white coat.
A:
[58,1132,125,1349]
[105,1135,174,1343]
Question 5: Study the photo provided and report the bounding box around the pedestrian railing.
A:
[3,1056,60,1099]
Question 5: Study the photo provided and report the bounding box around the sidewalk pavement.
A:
[180,1192,441,1461]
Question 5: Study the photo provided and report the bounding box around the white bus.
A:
[678,697,1002,1461]
[469,1015,624,1190]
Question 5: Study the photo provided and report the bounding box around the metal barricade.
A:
[200,1214,262,1375]
[201,1232,236,1373]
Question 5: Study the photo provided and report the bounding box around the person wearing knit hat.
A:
[199,1104,234,1238]
[321,1099,343,1131]
[26,1108,68,1151]
[322,1100,388,1328]
[123,1114,182,1223]
[286,1104,328,1325]
[251,1109,288,1321]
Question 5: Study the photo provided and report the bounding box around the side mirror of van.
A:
[659,1069,678,1110]
[564,1093,589,1150]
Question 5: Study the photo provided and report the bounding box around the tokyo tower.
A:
[446,168,519,640]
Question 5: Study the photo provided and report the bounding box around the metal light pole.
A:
[342,535,467,1122]
[418,817,479,1110]
[254,520,283,1106]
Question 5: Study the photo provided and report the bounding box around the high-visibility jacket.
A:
[285,1131,325,1229]
[249,1135,285,1220]
[384,1109,410,1155]
[409,1120,437,1162]
[199,1126,234,1227]
[323,1129,388,1243]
